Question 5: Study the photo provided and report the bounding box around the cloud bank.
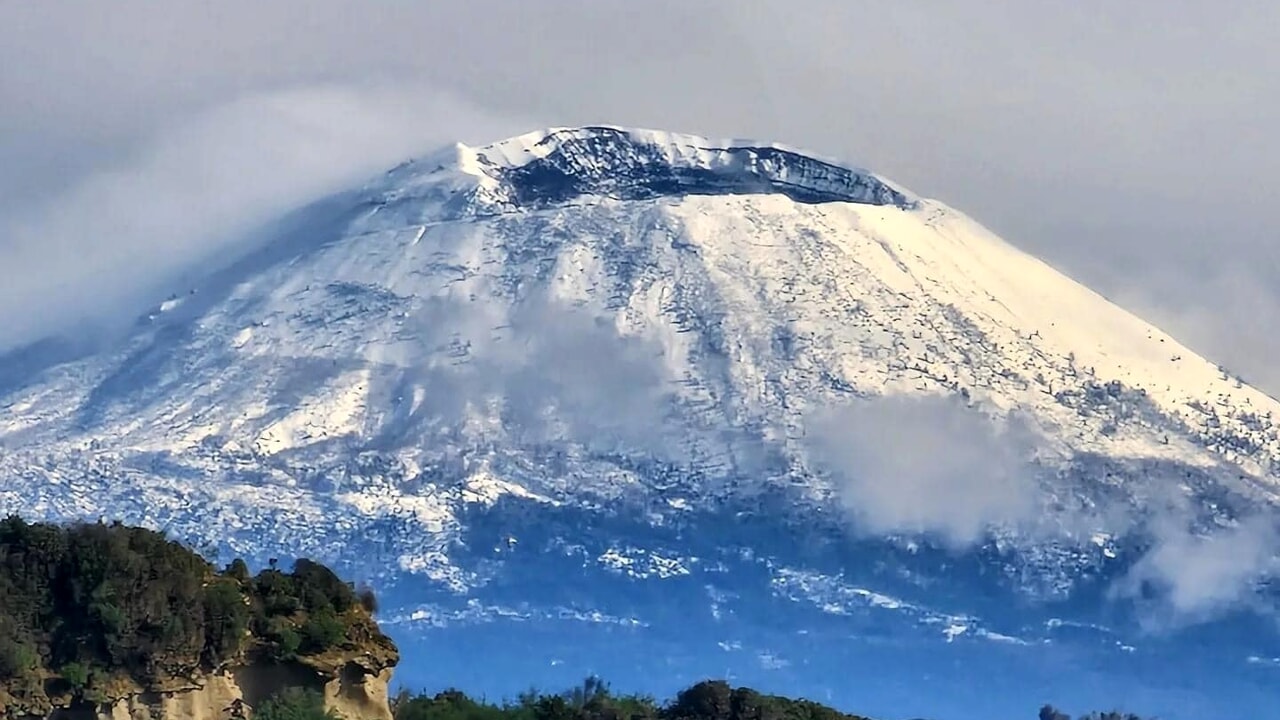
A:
[807,394,1280,620]
[3,2,1280,390]
[1121,510,1280,622]
[0,84,522,352]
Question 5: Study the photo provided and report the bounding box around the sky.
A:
[2,1,1279,390]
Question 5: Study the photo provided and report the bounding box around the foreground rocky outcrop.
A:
[85,652,395,720]
[0,517,398,719]
[5,654,394,720]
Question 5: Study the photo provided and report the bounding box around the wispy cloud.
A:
[1121,511,1280,622]
[804,395,1040,547]
[806,393,1280,622]
[369,293,688,466]
[0,84,522,352]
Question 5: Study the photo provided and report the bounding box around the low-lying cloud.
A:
[369,292,689,466]
[807,394,1280,622]
[1122,511,1280,621]
[805,394,1040,547]
[0,84,522,353]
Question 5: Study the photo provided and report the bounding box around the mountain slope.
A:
[1,126,1278,658]
[6,125,1280,719]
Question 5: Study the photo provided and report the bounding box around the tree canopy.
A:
[383,679,1154,720]
[0,515,388,707]
[389,677,874,720]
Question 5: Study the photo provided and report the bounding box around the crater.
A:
[456,126,915,213]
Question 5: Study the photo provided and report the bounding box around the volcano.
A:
[2,126,1278,719]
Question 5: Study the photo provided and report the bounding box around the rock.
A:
[5,655,395,720]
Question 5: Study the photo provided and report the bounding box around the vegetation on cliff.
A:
[0,515,395,710]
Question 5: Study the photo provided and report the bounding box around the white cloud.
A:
[1121,513,1280,621]
[0,84,522,352]
[369,293,689,464]
[804,395,1039,546]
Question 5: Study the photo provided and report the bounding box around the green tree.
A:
[292,558,356,614]
[301,607,347,653]
[0,636,37,680]
[667,681,732,720]
[566,676,611,710]
[254,688,338,720]
[0,516,389,706]
[59,662,91,691]
[394,688,514,720]
[204,577,250,664]
[1038,706,1069,720]
[226,558,252,585]
[277,627,303,659]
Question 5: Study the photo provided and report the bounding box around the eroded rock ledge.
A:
[5,646,397,720]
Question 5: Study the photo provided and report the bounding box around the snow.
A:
[2,124,1279,606]
[337,490,454,532]
[597,547,693,579]
[449,126,915,213]
[231,327,253,348]
[254,369,370,454]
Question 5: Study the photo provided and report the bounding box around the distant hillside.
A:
[0,517,1156,720]
[382,677,1150,720]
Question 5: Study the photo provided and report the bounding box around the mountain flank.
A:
[0,518,1156,719]
[0,125,1270,717]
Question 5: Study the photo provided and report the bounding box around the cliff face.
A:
[0,520,400,720]
[10,651,395,720]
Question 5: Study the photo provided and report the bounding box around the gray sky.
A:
[3,1,1279,390]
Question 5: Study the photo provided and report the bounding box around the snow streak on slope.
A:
[1,126,1278,602]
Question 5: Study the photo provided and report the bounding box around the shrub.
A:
[0,637,38,680]
[204,577,250,664]
[59,662,91,691]
[255,687,337,720]
[301,608,347,653]
[0,516,379,693]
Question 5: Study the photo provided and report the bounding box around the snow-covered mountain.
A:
[2,126,1279,718]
